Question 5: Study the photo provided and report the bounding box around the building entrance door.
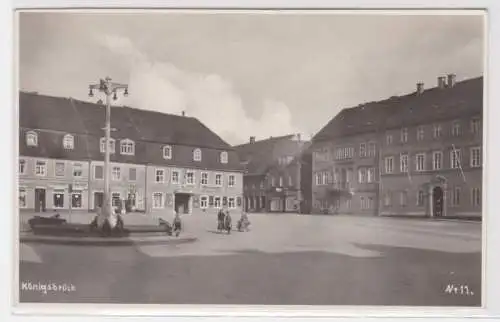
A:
[34,188,46,212]
[433,186,444,217]
[175,193,191,214]
[94,192,104,210]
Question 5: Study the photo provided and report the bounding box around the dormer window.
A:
[100,137,115,154]
[163,145,172,159]
[220,151,228,164]
[63,134,74,150]
[193,148,202,162]
[120,139,135,155]
[26,131,38,147]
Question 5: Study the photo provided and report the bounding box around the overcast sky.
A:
[19,11,484,145]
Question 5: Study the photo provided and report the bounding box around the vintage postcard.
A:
[13,8,486,315]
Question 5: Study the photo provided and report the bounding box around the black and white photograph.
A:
[14,9,485,309]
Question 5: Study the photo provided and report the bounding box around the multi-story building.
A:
[235,134,312,213]
[18,91,244,215]
[311,74,483,218]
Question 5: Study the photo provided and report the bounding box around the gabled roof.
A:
[313,76,483,142]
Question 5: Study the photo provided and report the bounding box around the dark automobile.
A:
[28,213,66,229]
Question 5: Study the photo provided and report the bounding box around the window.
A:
[155,169,165,183]
[63,134,74,150]
[315,173,321,186]
[386,134,393,145]
[417,126,424,141]
[26,131,38,147]
[193,148,202,162]
[279,176,283,187]
[416,153,425,172]
[433,151,443,170]
[214,196,221,208]
[73,163,83,178]
[220,151,228,164]
[129,168,137,181]
[452,121,461,137]
[401,128,408,143]
[19,188,27,208]
[163,145,172,159]
[120,139,135,155]
[260,181,264,189]
[358,168,366,183]
[112,166,121,181]
[359,143,366,157]
[385,157,394,174]
[471,118,481,135]
[470,147,481,168]
[152,192,164,209]
[72,191,82,208]
[228,197,236,209]
[215,174,223,186]
[201,172,208,185]
[384,192,392,207]
[451,149,461,169]
[19,159,26,175]
[417,190,425,206]
[228,175,235,187]
[346,198,352,209]
[368,142,376,157]
[433,124,442,139]
[400,191,408,207]
[360,197,366,210]
[35,160,47,176]
[452,187,461,206]
[400,154,408,173]
[100,137,115,154]
[472,188,481,207]
[288,175,293,186]
[200,196,208,209]
[53,189,65,208]
[335,147,354,160]
[94,165,103,180]
[171,170,179,184]
[55,162,65,177]
[186,171,195,185]
[112,193,121,208]
[367,168,375,183]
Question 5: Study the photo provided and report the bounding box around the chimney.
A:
[447,73,456,88]
[416,82,424,95]
[437,76,446,89]
[249,136,256,144]
[181,111,185,117]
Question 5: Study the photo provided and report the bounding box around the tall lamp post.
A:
[88,77,128,228]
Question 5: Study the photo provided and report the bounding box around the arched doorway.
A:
[432,186,444,217]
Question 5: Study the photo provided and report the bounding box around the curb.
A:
[20,234,198,247]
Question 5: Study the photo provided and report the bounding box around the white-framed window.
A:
[385,156,394,174]
[358,168,366,183]
[401,128,408,143]
[228,197,236,209]
[451,149,461,169]
[315,173,321,186]
[359,143,366,157]
[112,166,121,181]
[416,153,425,172]
[35,160,47,176]
[152,192,164,209]
[72,163,83,178]
[400,154,409,173]
[171,170,179,184]
[120,139,135,155]
[186,170,195,185]
[94,165,103,180]
[200,195,208,209]
[214,196,221,208]
[129,168,137,181]
[215,173,223,186]
[55,161,65,177]
[19,159,26,175]
[400,191,408,207]
[417,190,425,206]
[368,142,376,157]
[433,124,442,139]
[279,176,284,187]
[386,134,393,145]
[155,169,165,183]
[63,134,74,150]
[220,151,228,164]
[433,151,443,170]
[471,117,481,135]
[100,137,116,154]
[452,120,461,137]
[452,187,461,206]
[471,187,481,207]
[470,147,481,168]
[112,192,121,208]
[26,131,38,147]
[417,126,425,141]
[19,188,27,208]
[53,189,65,209]
[201,172,209,185]
[71,190,83,208]
[193,148,202,162]
[384,192,392,207]
[163,145,172,159]
[367,168,375,183]
[228,175,235,187]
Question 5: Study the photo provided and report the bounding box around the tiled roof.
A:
[19,91,243,171]
[313,76,483,142]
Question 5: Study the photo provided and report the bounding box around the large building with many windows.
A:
[311,74,483,218]
[18,91,244,215]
